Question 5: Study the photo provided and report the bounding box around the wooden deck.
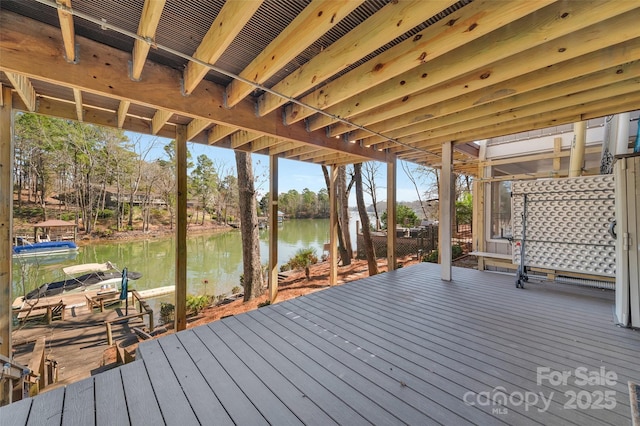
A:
[2,263,639,425]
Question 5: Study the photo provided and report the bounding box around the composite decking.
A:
[2,263,639,425]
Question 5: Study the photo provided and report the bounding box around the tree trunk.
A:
[354,164,378,276]
[235,151,264,301]
[338,166,353,264]
[322,166,350,265]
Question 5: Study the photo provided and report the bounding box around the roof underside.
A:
[1,0,639,175]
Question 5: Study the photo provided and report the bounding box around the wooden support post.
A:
[569,121,587,177]
[0,86,13,364]
[268,155,279,302]
[440,141,453,281]
[329,165,338,286]
[387,158,397,271]
[552,137,562,177]
[175,125,187,331]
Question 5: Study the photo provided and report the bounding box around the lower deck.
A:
[2,263,639,425]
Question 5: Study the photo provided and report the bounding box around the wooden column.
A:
[175,125,187,331]
[268,155,278,302]
[0,86,12,406]
[0,86,13,360]
[329,165,338,286]
[552,137,562,177]
[439,141,453,281]
[472,169,485,271]
[386,158,397,271]
[569,121,587,177]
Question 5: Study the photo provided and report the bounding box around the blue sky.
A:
[129,132,431,204]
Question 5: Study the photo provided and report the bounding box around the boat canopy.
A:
[63,262,115,275]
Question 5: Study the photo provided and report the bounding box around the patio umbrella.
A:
[120,267,129,314]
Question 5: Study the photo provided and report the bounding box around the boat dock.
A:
[12,305,150,390]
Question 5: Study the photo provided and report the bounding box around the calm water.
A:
[12,218,355,300]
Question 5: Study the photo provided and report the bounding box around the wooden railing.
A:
[104,290,154,346]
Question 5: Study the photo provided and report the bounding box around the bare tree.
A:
[235,151,264,301]
[321,165,351,265]
[401,160,429,219]
[362,161,381,230]
[354,163,378,275]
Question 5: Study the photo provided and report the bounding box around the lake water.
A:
[12,218,358,300]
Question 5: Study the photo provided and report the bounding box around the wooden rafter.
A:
[56,0,75,62]
[284,0,553,125]
[183,0,262,95]
[256,0,454,117]
[230,130,261,149]
[131,0,166,81]
[72,87,83,121]
[300,1,639,131]
[4,72,36,112]
[250,136,280,152]
[225,0,364,108]
[151,109,172,135]
[0,11,389,163]
[117,100,130,129]
[186,118,211,141]
[208,124,238,145]
[269,142,303,156]
[364,64,640,148]
[345,37,640,142]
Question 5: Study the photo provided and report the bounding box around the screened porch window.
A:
[490,180,512,239]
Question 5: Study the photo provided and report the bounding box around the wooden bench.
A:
[15,300,66,324]
[86,290,120,312]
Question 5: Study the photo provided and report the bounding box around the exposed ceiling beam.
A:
[186,118,211,141]
[269,142,304,156]
[256,0,454,116]
[230,130,262,149]
[365,62,640,148]
[117,100,130,129]
[208,124,238,145]
[151,109,172,135]
[56,0,75,62]
[393,91,640,154]
[454,143,480,158]
[225,0,364,108]
[4,72,36,112]
[72,88,83,121]
[0,11,389,163]
[183,0,262,95]
[301,1,639,131]
[131,0,166,81]
[344,37,640,142]
[250,136,280,152]
[284,0,553,125]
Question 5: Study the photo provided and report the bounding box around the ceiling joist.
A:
[4,72,36,112]
[131,0,166,81]
[56,0,75,63]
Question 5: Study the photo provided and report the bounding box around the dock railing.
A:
[104,290,154,346]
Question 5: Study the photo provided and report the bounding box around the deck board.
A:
[61,378,95,426]
[3,263,639,425]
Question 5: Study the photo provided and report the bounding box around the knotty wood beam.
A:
[226,1,363,108]
[56,0,75,62]
[131,0,166,81]
[285,0,552,125]
[340,37,640,141]
[0,11,389,162]
[4,72,36,112]
[302,1,638,131]
[257,0,453,116]
[183,0,261,95]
